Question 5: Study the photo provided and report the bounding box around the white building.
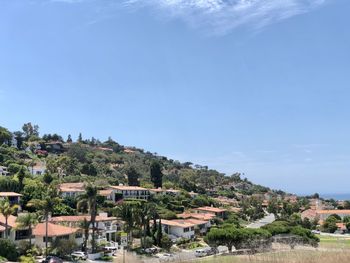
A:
[161,219,210,240]
[59,182,85,198]
[0,214,31,242]
[49,213,121,242]
[109,185,150,201]
[0,166,10,176]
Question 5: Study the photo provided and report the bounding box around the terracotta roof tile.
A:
[33,222,78,237]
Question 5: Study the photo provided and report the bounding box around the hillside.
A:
[0,122,277,198]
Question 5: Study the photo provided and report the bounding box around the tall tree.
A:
[77,133,83,143]
[150,161,163,188]
[28,187,61,257]
[67,134,73,143]
[0,198,19,238]
[79,218,90,252]
[15,213,39,247]
[22,122,39,138]
[126,166,140,186]
[0,126,12,146]
[77,184,98,253]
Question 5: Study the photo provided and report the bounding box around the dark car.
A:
[42,256,63,263]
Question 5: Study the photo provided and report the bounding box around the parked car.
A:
[144,247,158,254]
[71,251,88,260]
[195,247,216,257]
[311,230,321,234]
[42,256,63,263]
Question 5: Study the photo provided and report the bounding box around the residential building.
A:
[316,210,350,221]
[161,218,210,240]
[0,166,9,176]
[33,222,82,248]
[109,185,150,201]
[149,188,181,197]
[0,192,22,207]
[193,206,227,219]
[0,214,31,242]
[177,212,215,221]
[59,182,85,198]
[50,213,120,242]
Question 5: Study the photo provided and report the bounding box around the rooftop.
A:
[0,192,22,197]
[33,222,78,237]
[177,213,215,221]
[0,214,17,228]
[317,210,350,214]
[195,206,227,213]
[110,185,148,191]
[50,215,117,223]
[161,219,208,228]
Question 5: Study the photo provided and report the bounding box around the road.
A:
[246,213,275,229]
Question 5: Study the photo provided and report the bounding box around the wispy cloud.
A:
[123,0,327,34]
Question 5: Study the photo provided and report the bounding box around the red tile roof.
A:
[195,206,227,213]
[33,222,78,237]
[50,215,117,223]
[177,213,215,221]
[0,214,17,228]
[317,210,350,215]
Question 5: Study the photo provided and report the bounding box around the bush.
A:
[52,239,78,258]
[142,236,154,248]
[161,235,173,251]
[98,255,113,261]
[0,239,19,261]
[19,255,36,263]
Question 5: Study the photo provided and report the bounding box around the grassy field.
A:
[195,249,350,263]
[193,237,350,263]
[318,235,350,249]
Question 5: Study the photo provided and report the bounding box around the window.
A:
[184,227,189,233]
[43,237,53,242]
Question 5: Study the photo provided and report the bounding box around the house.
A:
[193,206,227,219]
[29,163,46,176]
[336,223,348,233]
[99,189,114,201]
[45,141,65,153]
[0,166,10,176]
[0,192,22,207]
[33,222,83,248]
[149,188,181,197]
[161,219,210,240]
[109,185,150,201]
[0,214,31,242]
[316,210,350,221]
[49,213,121,242]
[177,212,215,221]
[59,182,85,198]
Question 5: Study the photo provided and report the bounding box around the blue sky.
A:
[1,0,349,195]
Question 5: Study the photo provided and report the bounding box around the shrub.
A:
[0,239,18,261]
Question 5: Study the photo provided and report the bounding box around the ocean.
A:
[320,193,350,201]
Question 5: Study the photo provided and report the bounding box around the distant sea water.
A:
[320,193,350,201]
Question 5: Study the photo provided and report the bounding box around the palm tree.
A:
[79,218,90,252]
[77,184,98,253]
[28,187,61,257]
[16,212,39,247]
[114,200,145,248]
[0,198,19,239]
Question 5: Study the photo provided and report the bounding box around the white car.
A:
[71,251,87,260]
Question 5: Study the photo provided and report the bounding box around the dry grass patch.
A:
[196,249,350,263]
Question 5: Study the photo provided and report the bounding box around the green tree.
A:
[67,134,73,143]
[15,213,39,247]
[0,126,12,146]
[0,198,19,238]
[77,184,98,253]
[0,238,18,261]
[150,161,163,188]
[28,187,61,257]
[79,218,90,252]
[22,123,39,139]
[126,166,140,187]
